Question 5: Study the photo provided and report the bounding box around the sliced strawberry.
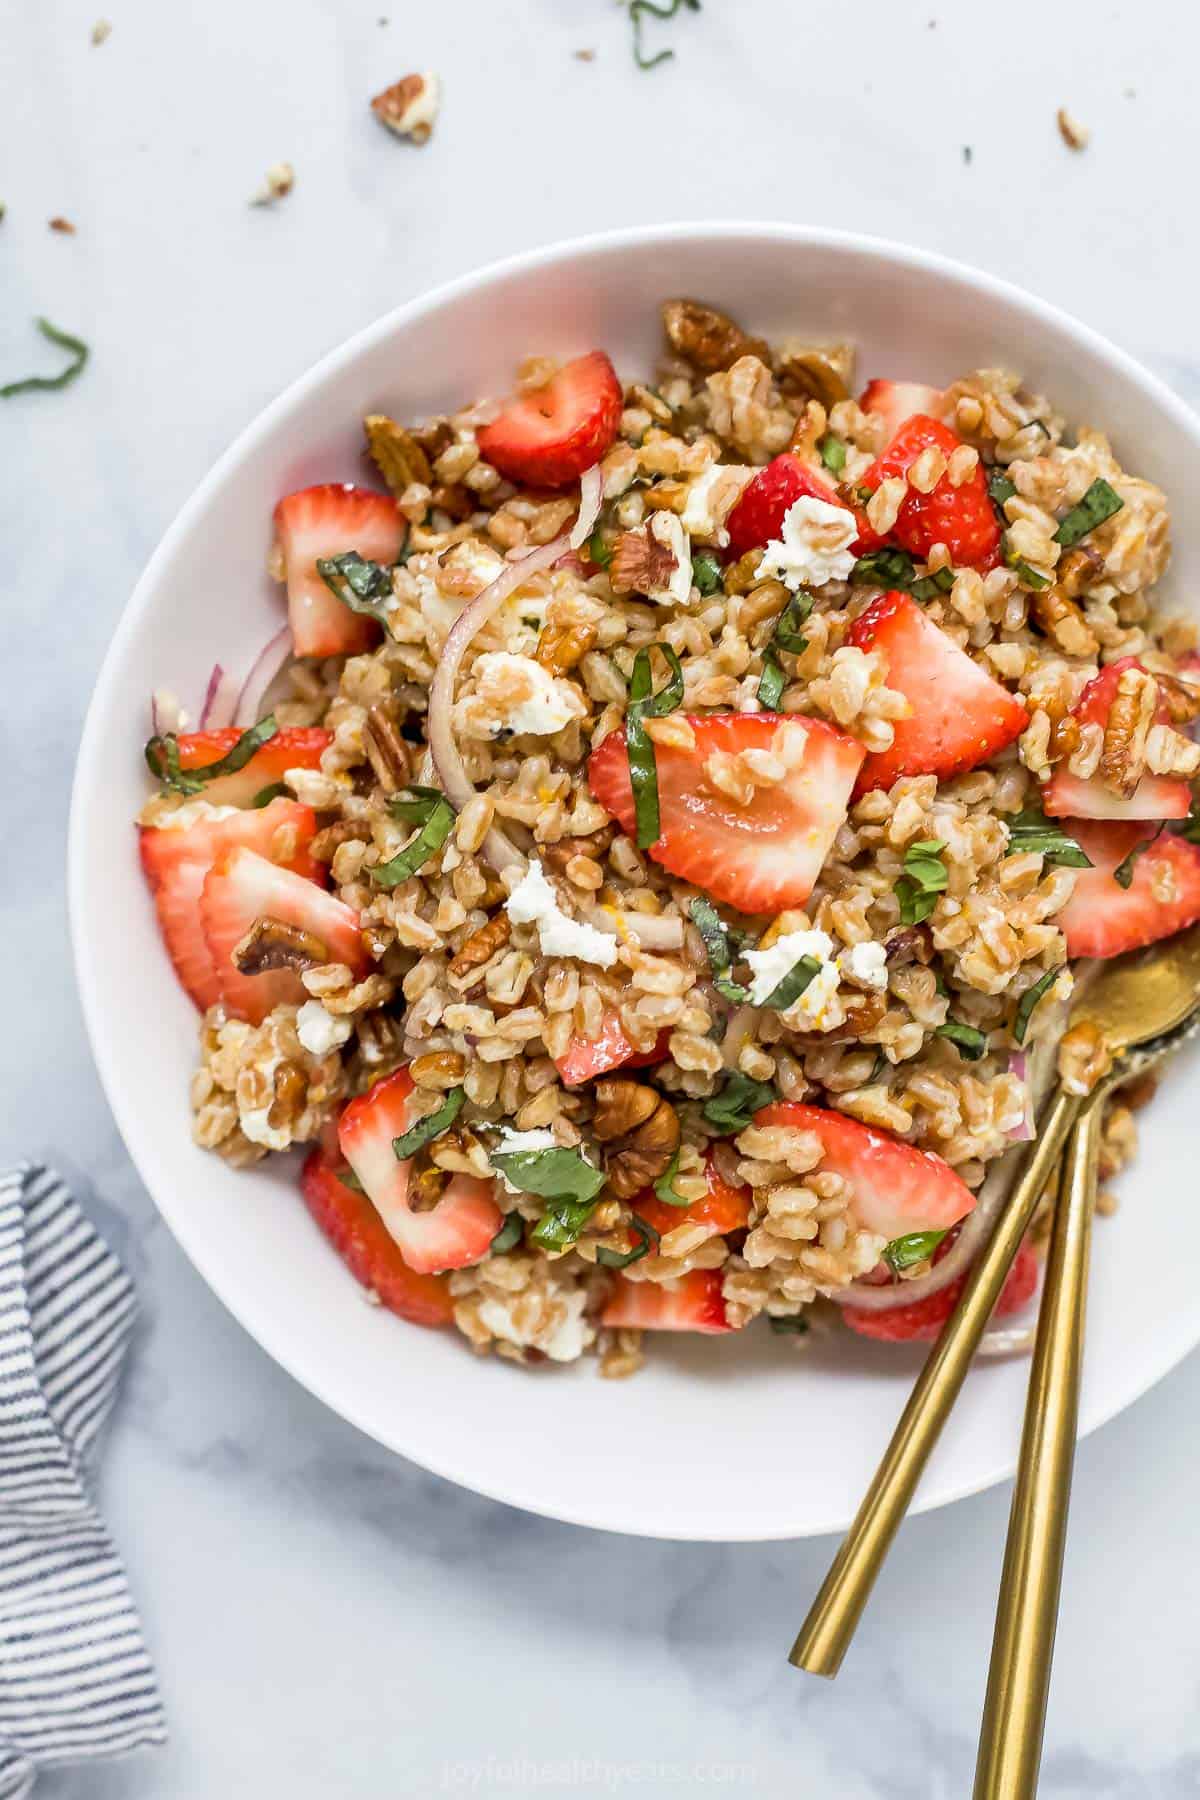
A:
[476,351,623,489]
[139,798,322,1010]
[724,453,866,560]
[337,1068,501,1274]
[843,1239,1038,1343]
[1044,658,1191,822]
[1056,820,1200,959]
[859,379,944,441]
[848,592,1029,792]
[635,1150,751,1242]
[754,1101,975,1241]
[300,1146,454,1327]
[859,415,1000,566]
[175,727,332,808]
[554,1016,672,1088]
[600,1268,734,1334]
[273,484,402,658]
[587,712,864,913]
[200,846,367,1024]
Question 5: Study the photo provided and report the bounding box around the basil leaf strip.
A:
[652,1150,690,1207]
[629,0,700,69]
[987,470,1017,509]
[625,643,685,849]
[1004,807,1093,868]
[494,1147,606,1208]
[702,1071,776,1135]
[1054,478,1124,548]
[1113,827,1162,890]
[851,547,917,590]
[372,788,456,887]
[769,1314,810,1335]
[692,549,724,596]
[689,897,750,1003]
[392,1086,465,1160]
[316,550,395,622]
[595,1213,661,1269]
[530,1198,601,1252]
[819,434,847,476]
[1003,542,1051,589]
[145,715,278,796]
[883,1229,947,1274]
[1013,968,1060,1044]
[251,781,289,808]
[935,1019,989,1060]
[0,317,89,399]
[761,954,823,1012]
[910,565,956,602]
[756,591,813,707]
[588,529,614,570]
[490,1213,524,1253]
[894,838,948,926]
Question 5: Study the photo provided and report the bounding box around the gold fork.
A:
[789,924,1200,1683]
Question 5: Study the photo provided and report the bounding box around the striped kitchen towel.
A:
[0,1165,164,1798]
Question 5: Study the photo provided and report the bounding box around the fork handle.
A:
[973,1095,1104,1799]
[789,1084,1082,1678]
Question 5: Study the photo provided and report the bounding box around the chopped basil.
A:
[530,1198,601,1252]
[316,550,396,623]
[756,590,813,708]
[987,470,1017,509]
[588,528,614,570]
[866,1051,889,1084]
[692,549,724,596]
[894,838,949,926]
[910,565,956,602]
[1013,968,1060,1044]
[595,1213,660,1269]
[769,1314,810,1336]
[490,1213,524,1253]
[1054,478,1124,548]
[883,1229,947,1274]
[0,317,89,399]
[494,1146,606,1207]
[392,1086,465,1160]
[756,652,786,711]
[819,434,847,476]
[1003,542,1051,589]
[851,547,917,591]
[702,1071,776,1134]
[689,897,750,1003]
[1112,827,1161,890]
[760,954,823,1012]
[1004,807,1093,868]
[935,1019,989,1060]
[371,787,456,887]
[625,643,685,849]
[145,714,278,796]
[1173,800,1200,845]
[337,1164,366,1194]
[652,1150,690,1207]
[251,781,289,808]
[629,0,700,69]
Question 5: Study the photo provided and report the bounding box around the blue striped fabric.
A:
[0,1166,164,1797]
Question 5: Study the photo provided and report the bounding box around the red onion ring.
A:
[569,463,603,551]
[427,532,573,874]
[199,663,240,730]
[236,625,292,727]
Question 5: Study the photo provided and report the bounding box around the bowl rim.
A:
[69,220,1200,1540]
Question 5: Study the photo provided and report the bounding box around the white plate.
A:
[69,224,1200,1541]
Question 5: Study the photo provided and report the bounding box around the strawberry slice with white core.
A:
[200,846,367,1024]
[139,798,322,1010]
[174,726,332,808]
[273,484,403,658]
[600,1268,734,1334]
[587,712,865,914]
[1056,820,1200,959]
[476,351,623,489]
[848,592,1029,793]
[754,1101,976,1242]
[554,1015,671,1087]
[337,1068,502,1274]
[1044,658,1191,821]
[858,379,944,441]
[300,1144,455,1326]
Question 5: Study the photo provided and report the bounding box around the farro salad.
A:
[137,299,1200,1375]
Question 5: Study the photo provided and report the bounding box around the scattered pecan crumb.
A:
[661,298,768,374]
[90,18,111,44]
[1057,107,1090,151]
[448,914,511,979]
[250,162,295,207]
[48,216,75,234]
[592,1082,680,1200]
[608,525,678,598]
[371,72,440,145]
[232,918,329,976]
[574,48,596,60]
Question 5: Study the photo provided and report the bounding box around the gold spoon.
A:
[790,923,1200,1681]
[974,961,1200,1798]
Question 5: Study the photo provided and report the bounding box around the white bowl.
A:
[70,224,1200,1541]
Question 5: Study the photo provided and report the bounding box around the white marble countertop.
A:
[5,0,1200,1792]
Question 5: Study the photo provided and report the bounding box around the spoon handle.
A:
[790,1084,1082,1679]
[973,1096,1103,1799]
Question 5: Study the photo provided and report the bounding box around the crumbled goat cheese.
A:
[504,859,618,967]
[156,799,242,830]
[490,1125,558,1192]
[745,928,834,1008]
[296,1000,353,1058]
[238,1054,290,1151]
[759,495,858,590]
[837,941,889,990]
[455,652,585,740]
[680,464,756,547]
[476,1284,594,1363]
[644,510,694,607]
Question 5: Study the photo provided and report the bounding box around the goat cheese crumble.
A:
[744,930,889,1026]
[681,464,756,547]
[476,1284,594,1363]
[644,511,694,607]
[457,652,585,740]
[837,941,888,990]
[759,495,858,591]
[295,1000,353,1058]
[504,859,618,967]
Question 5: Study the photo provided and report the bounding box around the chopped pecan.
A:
[592,1080,660,1141]
[1154,670,1200,726]
[641,479,690,514]
[353,1011,405,1068]
[310,819,370,863]
[884,925,934,964]
[592,1081,680,1200]
[776,340,855,409]
[540,826,616,872]
[448,914,511,978]
[364,413,432,497]
[1098,664,1157,798]
[430,482,475,521]
[1029,585,1099,657]
[722,549,765,596]
[1055,544,1105,599]
[660,298,769,374]
[267,1062,308,1129]
[535,618,599,675]
[371,72,440,144]
[363,701,412,794]
[409,1050,467,1088]
[232,918,329,975]
[608,525,679,598]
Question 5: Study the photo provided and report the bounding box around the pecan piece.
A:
[1097,664,1157,798]
[540,825,616,873]
[232,918,329,975]
[1055,544,1105,599]
[430,482,475,521]
[268,1062,308,1129]
[363,700,412,794]
[608,525,679,598]
[660,299,769,374]
[1029,585,1099,657]
[535,619,598,675]
[448,914,511,978]
[364,414,432,497]
[409,1050,467,1088]
[310,818,370,863]
[1154,671,1200,726]
[592,1080,680,1200]
[776,340,855,409]
[370,72,440,145]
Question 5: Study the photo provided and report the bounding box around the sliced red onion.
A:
[721,1004,757,1071]
[582,906,684,951]
[235,625,292,727]
[1007,1051,1034,1141]
[199,663,240,730]
[150,688,185,735]
[568,463,603,551]
[427,532,573,874]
